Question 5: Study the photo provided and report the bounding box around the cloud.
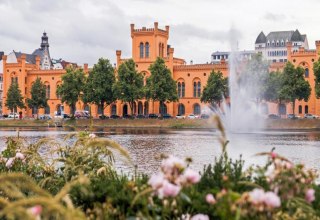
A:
[263,13,286,21]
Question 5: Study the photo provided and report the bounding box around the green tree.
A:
[5,81,25,119]
[201,70,228,108]
[263,71,284,115]
[313,59,320,98]
[113,59,144,115]
[83,58,116,117]
[56,67,86,118]
[26,77,48,119]
[146,57,178,114]
[280,62,311,115]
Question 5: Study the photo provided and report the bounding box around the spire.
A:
[41,32,49,49]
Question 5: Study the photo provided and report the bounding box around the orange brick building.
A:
[1,23,319,118]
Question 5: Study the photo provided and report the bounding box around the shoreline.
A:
[0,118,320,130]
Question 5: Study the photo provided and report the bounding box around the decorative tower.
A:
[40,32,52,70]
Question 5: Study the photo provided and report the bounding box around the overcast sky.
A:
[1,0,319,66]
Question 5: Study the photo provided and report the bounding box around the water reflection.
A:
[0,127,319,175]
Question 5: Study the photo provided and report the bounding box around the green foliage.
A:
[146,57,178,109]
[313,59,320,98]
[26,77,48,119]
[5,81,25,117]
[82,58,116,116]
[280,62,311,114]
[113,59,144,115]
[263,71,283,103]
[56,67,86,117]
[201,70,228,107]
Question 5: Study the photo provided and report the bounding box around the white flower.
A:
[5,157,15,168]
[191,214,209,220]
[15,152,25,160]
[264,191,281,208]
[249,188,265,204]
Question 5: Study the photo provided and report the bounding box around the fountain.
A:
[213,32,269,133]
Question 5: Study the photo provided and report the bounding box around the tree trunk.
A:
[152,100,155,114]
[71,104,75,118]
[13,108,15,120]
[36,108,39,120]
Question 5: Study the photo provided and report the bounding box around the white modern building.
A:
[211,50,256,63]
[255,29,309,62]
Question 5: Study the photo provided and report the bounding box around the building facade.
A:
[211,50,256,63]
[255,30,309,62]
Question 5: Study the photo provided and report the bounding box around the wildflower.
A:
[305,188,315,203]
[271,152,277,159]
[27,205,42,219]
[148,173,165,190]
[161,180,181,198]
[264,192,281,208]
[249,189,265,205]
[161,155,186,174]
[5,158,15,168]
[15,152,25,160]
[184,169,201,184]
[89,133,96,138]
[191,214,209,220]
[206,193,216,205]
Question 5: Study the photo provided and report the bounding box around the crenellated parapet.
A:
[130,22,169,37]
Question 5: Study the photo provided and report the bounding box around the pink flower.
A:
[271,152,277,159]
[249,189,265,204]
[305,188,315,203]
[28,205,42,217]
[206,193,216,205]
[148,173,164,190]
[184,169,201,184]
[264,192,281,208]
[161,155,186,174]
[285,162,292,169]
[5,158,15,168]
[160,180,181,198]
[15,152,25,160]
[191,214,209,220]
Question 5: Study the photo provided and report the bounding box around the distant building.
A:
[211,50,256,63]
[255,29,309,62]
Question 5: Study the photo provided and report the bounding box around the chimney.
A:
[316,40,320,55]
[116,50,122,68]
[154,22,158,31]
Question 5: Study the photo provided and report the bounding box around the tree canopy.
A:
[263,71,283,103]
[56,67,86,117]
[313,59,320,98]
[113,59,144,115]
[5,81,25,118]
[26,77,48,119]
[200,70,228,108]
[82,58,116,116]
[146,57,178,113]
[279,62,311,114]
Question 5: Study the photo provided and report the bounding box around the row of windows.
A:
[268,50,287,57]
[298,105,309,114]
[177,81,201,98]
[267,40,288,47]
[212,54,229,60]
[139,42,150,58]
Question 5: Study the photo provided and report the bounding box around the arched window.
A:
[97,105,103,115]
[305,68,309,78]
[298,105,302,114]
[46,85,50,98]
[56,83,61,99]
[162,43,164,57]
[178,104,185,115]
[140,42,144,58]
[305,105,309,114]
[145,42,149,58]
[45,106,50,114]
[84,104,89,112]
[279,104,286,115]
[138,101,143,115]
[144,102,149,115]
[178,82,181,97]
[193,82,197,97]
[159,102,167,115]
[193,103,201,115]
[111,104,117,115]
[197,82,201,97]
[182,82,185,97]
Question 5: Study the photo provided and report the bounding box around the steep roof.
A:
[13,51,37,64]
[255,31,267,44]
[266,31,294,42]
[291,29,303,41]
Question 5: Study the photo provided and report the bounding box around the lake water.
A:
[0,127,320,174]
